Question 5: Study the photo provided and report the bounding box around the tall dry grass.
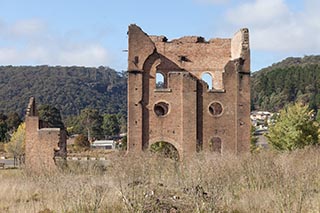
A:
[0,147,320,212]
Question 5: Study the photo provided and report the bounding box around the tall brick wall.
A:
[25,97,67,172]
[127,25,250,158]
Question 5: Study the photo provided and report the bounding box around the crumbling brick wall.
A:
[25,97,67,172]
[127,25,250,158]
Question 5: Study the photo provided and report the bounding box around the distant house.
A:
[91,140,115,149]
[250,111,273,121]
[250,111,275,128]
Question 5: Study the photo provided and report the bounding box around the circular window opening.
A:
[209,102,223,116]
[154,102,169,117]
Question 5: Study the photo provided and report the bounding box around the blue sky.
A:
[0,0,319,72]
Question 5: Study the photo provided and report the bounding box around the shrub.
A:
[266,103,319,151]
[5,123,25,165]
[74,134,90,150]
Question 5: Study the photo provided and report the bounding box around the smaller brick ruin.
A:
[25,97,67,172]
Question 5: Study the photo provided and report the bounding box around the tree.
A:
[0,120,8,142]
[38,105,65,129]
[74,134,90,151]
[5,123,25,166]
[266,103,319,151]
[116,112,127,133]
[79,108,103,140]
[0,112,8,142]
[64,115,81,135]
[102,114,120,137]
[6,112,22,132]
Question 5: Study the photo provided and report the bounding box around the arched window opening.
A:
[210,137,222,153]
[150,141,179,160]
[156,72,165,89]
[201,72,213,90]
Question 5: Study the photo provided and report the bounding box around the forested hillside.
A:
[0,66,127,118]
[1,55,320,120]
[251,55,320,112]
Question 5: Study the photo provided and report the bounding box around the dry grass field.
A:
[0,147,320,212]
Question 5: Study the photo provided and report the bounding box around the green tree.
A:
[64,115,81,135]
[5,123,25,166]
[0,121,8,142]
[6,112,22,131]
[102,114,120,137]
[116,113,127,133]
[266,103,319,151]
[38,105,65,129]
[0,114,8,142]
[79,108,103,140]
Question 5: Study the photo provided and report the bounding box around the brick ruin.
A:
[127,25,250,158]
[25,97,67,172]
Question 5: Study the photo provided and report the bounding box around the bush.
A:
[5,123,25,165]
[74,134,90,151]
[266,103,319,151]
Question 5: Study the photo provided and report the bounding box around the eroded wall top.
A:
[128,24,250,74]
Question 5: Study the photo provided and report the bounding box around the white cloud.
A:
[57,44,109,67]
[226,0,320,53]
[0,18,111,67]
[227,0,290,27]
[10,19,46,38]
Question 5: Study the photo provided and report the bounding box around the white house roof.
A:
[91,140,114,147]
